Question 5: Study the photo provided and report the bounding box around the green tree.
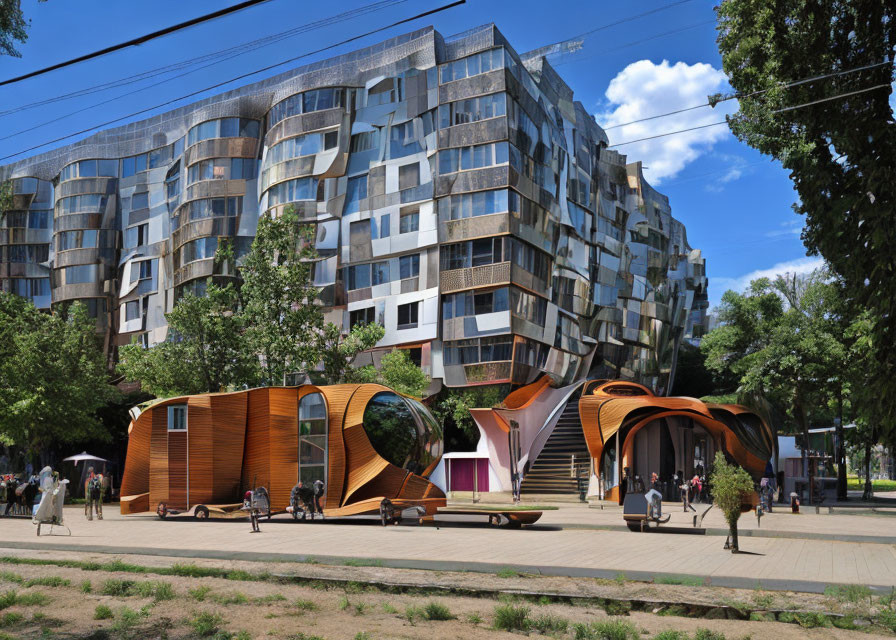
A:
[670,342,716,398]
[714,0,896,443]
[710,451,755,552]
[0,295,119,456]
[702,271,845,480]
[0,0,38,57]
[317,322,385,385]
[118,282,254,396]
[240,207,322,385]
[432,385,509,448]
[376,349,429,397]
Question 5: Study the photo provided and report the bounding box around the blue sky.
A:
[0,0,818,308]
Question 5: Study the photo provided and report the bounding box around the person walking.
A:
[84,467,103,520]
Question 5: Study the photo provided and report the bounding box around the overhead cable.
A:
[0,0,277,87]
[0,0,465,162]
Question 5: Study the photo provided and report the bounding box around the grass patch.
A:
[382,602,397,614]
[214,592,250,605]
[12,591,48,607]
[423,601,454,621]
[0,572,22,585]
[573,619,638,640]
[846,478,896,491]
[654,574,704,587]
[294,598,317,612]
[93,605,113,620]
[254,593,286,604]
[652,632,689,640]
[824,584,873,604]
[190,611,224,637]
[101,579,174,601]
[338,595,350,611]
[23,576,69,588]
[496,567,520,579]
[404,605,424,625]
[189,586,211,601]
[80,580,92,594]
[693,630,727,640]
[0,612,23,627]
[530,613,568,634]
[493,603,530,631]
[614,572,626,585]
[876,608,896,632]
[354,633,371,640]
[466,611,482,624]
[353,602,367,615]
[342,558,383,568]
[111,607,142,637]
[750,591,774,609]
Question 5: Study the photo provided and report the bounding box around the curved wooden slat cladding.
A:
[120,384,446,517]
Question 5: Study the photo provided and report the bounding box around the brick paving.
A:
[3,503,895,592]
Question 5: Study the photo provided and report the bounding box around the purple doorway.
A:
[448,458,489,492]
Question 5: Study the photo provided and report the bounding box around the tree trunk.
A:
[836,385,847,501]
[863,434,873,501]
[729,519,739,553]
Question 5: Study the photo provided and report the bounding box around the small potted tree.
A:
[710,451,755,553]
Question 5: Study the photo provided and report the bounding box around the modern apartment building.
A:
[0,24,708,394]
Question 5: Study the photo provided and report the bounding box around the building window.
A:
[438,142,509,174]
[399,207,419,233]
[439,189,509,221]
[399,163,420,190]
[168,405,187,431]
[347,263,371,290]
[344,174,368,214]
[371,260,390,286]
[349,306,375,327]
[374,214,390,239]
[397,301,419,329]
[350,130,380,153]
[125,300,141,321]
[125,224,148,249]
[298,392,327,485]
[440,48,505,83]
[399,254,419,279]
[438,93,506,128]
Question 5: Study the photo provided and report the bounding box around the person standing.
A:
[312,479,325,519]
[84,467,103,520]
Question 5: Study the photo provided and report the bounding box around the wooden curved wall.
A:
[121,384,445,516]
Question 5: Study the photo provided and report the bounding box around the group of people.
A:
[288,479,325,520]
[1,466,105,521]
[620,468,709,505]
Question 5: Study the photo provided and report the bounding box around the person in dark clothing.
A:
[312,479,325,519]
[289,482,316,520]
[620,467,631,502]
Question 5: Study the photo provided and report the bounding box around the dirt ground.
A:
[0,549,892,640]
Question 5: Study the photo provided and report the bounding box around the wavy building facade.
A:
[0,24,707,394]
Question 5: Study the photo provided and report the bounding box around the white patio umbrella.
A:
[62,452,108,466]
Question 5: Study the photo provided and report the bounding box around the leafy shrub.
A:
[101,579,135,597]
[190,586,212,601]
[0,612,23,627]
[530,613,568,633]
[652,631,689,640]
[573,619,638,640]
[111,607,141,636]
[80,580,92,594]
[493,603,530,631]
[94,605,113,620]
[423,602,454,620]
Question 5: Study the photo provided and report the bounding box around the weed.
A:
[876,608,896,632]
[101,579,135,597]
[0,572,22,585]
[404,605,424,625]
[190,611,225,637]
[382,602,397,614]
[354,633,371,640]
[283,634,324,640]
[0,612,23,627]
[466,611,482,624]
[604,599,632,616]
[573,619,638,640]
[652,632,689,640]
[14,592,48,607]
[824,584,873,605]
[0,592,16,611]
[423,601,454,621]
[832,615,858,630]
[23,576,69,588]
[493,603,530,631]
[226,570,254,581]
[111,607,141,637]
[254,593,286,604]
[80,580,92,594]
[190,586,212,601]
[135,581,175,601]
[530,613,568,634]
[338,595,350,611]
[343,558,383,568]
[614,572,626,585]
[94,605,114,620]
[657,605,688,617]
[353,602,367,616]
[693,630,726,640]
[750,591,774,609]
[214,592,250,605]
[294,599,317,612]
[654,575,704,587]
[496,566,519,578]
[793,612,831,628]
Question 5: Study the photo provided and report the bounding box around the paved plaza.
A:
[2,503,895,593]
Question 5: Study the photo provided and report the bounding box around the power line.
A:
[0,0,465,163]
[608,82,890,148]
[0,0,408,118]
[604,60,892,130]
[0,2,409,141]
[528,0,696,58]
[0,0,279,88]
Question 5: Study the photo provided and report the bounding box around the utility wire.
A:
[608,82,890,147]
[0,2,409,141]
[0,0,465,162]
[0,0,278,87]
[0,0,408,118]
[604,59,892,130]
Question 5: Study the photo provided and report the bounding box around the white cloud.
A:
[711,256,825,301]
[597,59,737,184]
[764,218,803,239]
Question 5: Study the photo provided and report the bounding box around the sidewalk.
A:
[1,505,895,594]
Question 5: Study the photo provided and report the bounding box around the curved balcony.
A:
[184,137,258,166]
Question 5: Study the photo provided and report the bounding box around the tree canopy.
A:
[0,295,119,455]
[715,0,896,439]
